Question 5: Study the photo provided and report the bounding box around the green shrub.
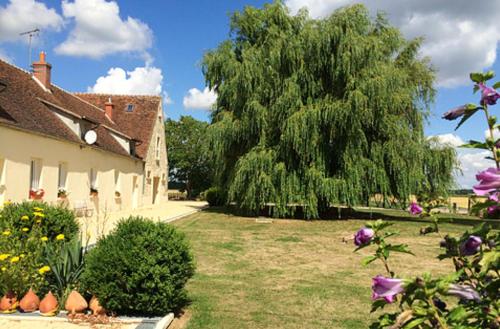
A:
[204,187,225,207]
[0,201,80,296]
[80,216,195,316]
[0,201,79,241]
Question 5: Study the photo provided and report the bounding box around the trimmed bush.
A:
[204,187,225,207]
[80,216,195,316]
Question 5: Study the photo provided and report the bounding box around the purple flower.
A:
[442,105,467,120]
[473,168,500,196]
[460,235,482,256]
[478,83,500,106]
[372,276,405,303]
[354,228,374,246]
[487,205,500,215]
[409,202,423,215]
[447,284,481,302]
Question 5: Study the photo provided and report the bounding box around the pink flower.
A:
[478,83,500,106]
[371,276,405,303]
[409,202,423,215]
[473,168,500,196]
[354,228,374,246]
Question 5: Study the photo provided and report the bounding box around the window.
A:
[155,135,161,160]
[30,159,42,190]
[58,162,68,189]
[89,168,98,190]
[0,158,5,186]
[126,104,134,112]
[114,170,121,193]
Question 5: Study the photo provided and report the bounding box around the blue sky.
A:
[1,0,499,187]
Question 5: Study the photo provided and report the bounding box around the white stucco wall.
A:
[0,125,144,213]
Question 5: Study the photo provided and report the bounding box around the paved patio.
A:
[78,200,208,244]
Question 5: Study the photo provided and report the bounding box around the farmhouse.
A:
[0,52,168,213]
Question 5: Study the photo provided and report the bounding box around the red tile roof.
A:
[0,59,156,159]
[74,94,162,159]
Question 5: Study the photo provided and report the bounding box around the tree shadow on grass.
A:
[201,206,498,228]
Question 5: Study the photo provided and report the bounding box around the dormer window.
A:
[126,104,134,112]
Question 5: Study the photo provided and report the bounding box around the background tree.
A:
[203,2,457,218]
[165,116,212,198]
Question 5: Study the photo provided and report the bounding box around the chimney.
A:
[105,97,114,120]
[32,51,52,89]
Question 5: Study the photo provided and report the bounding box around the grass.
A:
[172,210,472,329]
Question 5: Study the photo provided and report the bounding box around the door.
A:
[152,176,160,205]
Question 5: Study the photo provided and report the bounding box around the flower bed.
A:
[0,202,195,322]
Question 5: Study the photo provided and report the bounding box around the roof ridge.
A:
[74,92,162,99]
[0,57,32,76]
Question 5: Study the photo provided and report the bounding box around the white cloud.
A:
[431,134,492,188]
[55,0,152,59]
[285,0,500,87]
[456,149,492,188]
[432,133,465,148]
[0,0,63,42]
[88,65,164,95]
[183,87,217,110]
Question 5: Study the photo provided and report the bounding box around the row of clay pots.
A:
[0,289,105,316]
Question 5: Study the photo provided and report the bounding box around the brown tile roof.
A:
[0,59,142,159]
[74,93,161,159]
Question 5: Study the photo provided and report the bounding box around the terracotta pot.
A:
[39,291,58,316]
[19,288,40,312]
[65,290,88,314]
[0,291,18,314]
[89,296,105,315]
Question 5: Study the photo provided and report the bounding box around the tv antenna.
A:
[19,28,40,70]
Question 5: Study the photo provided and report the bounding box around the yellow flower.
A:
[33,212,45,218]
[41,236,48,242]
[56,234,65,241]
[21,215,29,220]
[0,254,10,261]
[36,219,41,224]
[2,230,10,236]
[22,227,29,232]
[33,207,43,212]
[1,267,5,272]
[3,201,11,206]
[38,266,50,275]
[10,256,19,263]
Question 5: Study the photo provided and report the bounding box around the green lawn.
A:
[172,210,469,329]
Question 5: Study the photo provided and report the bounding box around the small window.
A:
[114,170,121,193]
[155,135,161,160]
[30,159,42,190]
[58,162,68,189]
[0,158,5,186]
[126,104,134,112]
[89,168,98,190]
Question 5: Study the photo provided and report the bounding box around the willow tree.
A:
[204,2,456,218]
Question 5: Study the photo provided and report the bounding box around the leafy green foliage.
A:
[203,2,456,218]
[0,202,79,296]
[80,217,195,316]
[203,187,226,207]
[0,201,79,241]
[165,116,212,198]
[45,238,85,302]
